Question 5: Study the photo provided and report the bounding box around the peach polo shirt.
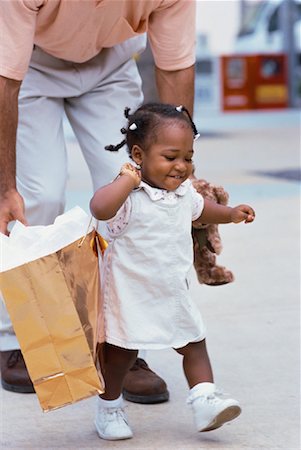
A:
[0,0,196,81]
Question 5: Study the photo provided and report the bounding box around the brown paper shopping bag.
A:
[0,229,106,412]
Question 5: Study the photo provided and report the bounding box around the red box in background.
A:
[221,54,288,111]
[253,54,288,109]
[221,55,256,111]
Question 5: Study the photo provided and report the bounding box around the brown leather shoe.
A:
[123,358,169,404]
[0,350,35,393]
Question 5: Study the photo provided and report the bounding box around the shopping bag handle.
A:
[78,217,108,255]
[78,216,94,247]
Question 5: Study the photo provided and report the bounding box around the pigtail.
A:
[176,105,200,139]
[124,107,131,119]
[104,139,126,152]
[104,108,134,152]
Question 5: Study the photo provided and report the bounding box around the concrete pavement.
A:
[0,109,300,449]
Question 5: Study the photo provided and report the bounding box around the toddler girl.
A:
[90,103,255,441]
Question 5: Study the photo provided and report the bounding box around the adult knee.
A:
[22,184,65,226]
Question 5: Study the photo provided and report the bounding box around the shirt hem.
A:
[105,332,206,350]
[0,66,25,81]
[154,58,195,72]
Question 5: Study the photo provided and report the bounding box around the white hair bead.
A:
[129,123,137,130]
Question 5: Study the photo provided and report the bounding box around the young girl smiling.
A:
[90,103,255,441]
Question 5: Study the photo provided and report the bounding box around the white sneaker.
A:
[95,405,133,441]
[188,385,241,432]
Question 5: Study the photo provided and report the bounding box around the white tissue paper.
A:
[0,206,93,272]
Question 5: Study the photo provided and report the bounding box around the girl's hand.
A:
[120,163,141,188]
[230,204,255,224]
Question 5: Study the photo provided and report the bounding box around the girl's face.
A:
[132,121,194,191]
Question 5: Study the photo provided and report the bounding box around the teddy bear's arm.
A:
[191,178,234,286]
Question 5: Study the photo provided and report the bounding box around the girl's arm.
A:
[197,199,255,225]
[90,164,141,220]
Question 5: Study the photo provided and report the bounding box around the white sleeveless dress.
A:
[101,179,206,350]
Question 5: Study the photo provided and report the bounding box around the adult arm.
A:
[0,0,38,234]
[148,0,196,115]
[155,64,195,115]
[0,75,27,235]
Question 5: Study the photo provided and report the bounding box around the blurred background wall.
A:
[137,0,301,109]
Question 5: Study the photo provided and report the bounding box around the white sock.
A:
[189,382,215,397]
[98,394,123,408]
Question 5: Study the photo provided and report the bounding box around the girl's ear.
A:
[131,145,144,165]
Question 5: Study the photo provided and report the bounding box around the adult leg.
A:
[0,54,68,392]
[175,340,241,432]
[64,37,146,192]
[17,96,67,225]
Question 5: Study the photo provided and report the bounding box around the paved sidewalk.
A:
[0,109,300,449]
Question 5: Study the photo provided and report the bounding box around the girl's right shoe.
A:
[95,405,133,440]
[187,384,241,432]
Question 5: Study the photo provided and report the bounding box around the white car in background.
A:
[234,0,301,55]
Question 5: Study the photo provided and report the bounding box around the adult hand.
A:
[0,189,27,235]
[230,205,255,224]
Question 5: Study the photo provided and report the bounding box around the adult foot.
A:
[123,358,169,404]
[0,350,35,393]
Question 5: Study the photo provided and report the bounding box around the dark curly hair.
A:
[105,102,199,157]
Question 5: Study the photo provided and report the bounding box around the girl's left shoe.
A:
[187,383,241,432]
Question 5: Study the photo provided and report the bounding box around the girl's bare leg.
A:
[175,339,213,387]
[176,340,241,432]
[98,343,138,400]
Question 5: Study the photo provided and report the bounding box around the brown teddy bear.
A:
[191,177,234,286]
